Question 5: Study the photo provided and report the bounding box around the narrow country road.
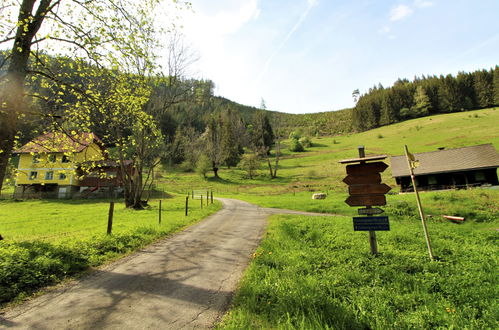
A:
[1,198,334,329]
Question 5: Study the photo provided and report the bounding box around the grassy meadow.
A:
[1,107,498,325]
[218,213,498,329]
[0,196,220,305]
[156,107,499,198]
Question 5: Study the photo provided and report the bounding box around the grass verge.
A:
[0,196,221,305]
[218,213,498,329]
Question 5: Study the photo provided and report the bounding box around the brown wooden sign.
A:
[346,162,388,175]
[348,183,391,195]
[345,195,386,207]
[358,207,384,215]
[342,173,381,185]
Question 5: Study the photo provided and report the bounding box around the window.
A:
[45,171,54,180]
[29,171,38,180]
[59,173,67,180]
[48,154,57,163]
[32,155,40,163]
[61,155,70,163]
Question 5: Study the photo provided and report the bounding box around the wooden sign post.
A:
[340,146,391,255]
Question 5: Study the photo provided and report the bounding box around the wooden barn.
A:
[390,144,499,192]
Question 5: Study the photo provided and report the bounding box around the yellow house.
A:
[14,132,107,198]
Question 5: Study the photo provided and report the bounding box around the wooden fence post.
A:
[185,196,189,216]
[159,200,162,224]
[200,195,203,209]
[207,191,209,206]
[211,191,213,204]
[107,202,114,235]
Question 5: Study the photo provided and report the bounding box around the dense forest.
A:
[351,66,499,131]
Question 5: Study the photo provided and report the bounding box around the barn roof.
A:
[14,132,104,154]
[390,144,499,178]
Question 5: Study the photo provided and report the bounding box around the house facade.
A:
[390,144,499,192]
[13,132,123,198]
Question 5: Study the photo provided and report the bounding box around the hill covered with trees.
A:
[351,67,499,131]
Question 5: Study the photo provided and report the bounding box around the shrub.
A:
[289,139,304,152]
[299,136,312,148]
[179,160,194,172]
[239,153,261,179]
[195,154,212,178]
[289,131,301,140]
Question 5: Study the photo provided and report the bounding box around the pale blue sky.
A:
[181,0,499,113]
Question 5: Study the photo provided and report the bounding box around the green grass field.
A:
[0,196,220,305]
[1,107,498,323]
[208,108,499,329]
[218,213,498,329]
[156,107,499,197]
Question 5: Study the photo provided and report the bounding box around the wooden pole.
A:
[185,196,189,216]
[404,145,434,261]
[107,201,114,235]
[358,146,378,255]
[200,195,203,209]
[211,190,213,204]
[159,200,162,224]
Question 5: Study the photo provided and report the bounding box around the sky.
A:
[173,0,499,114]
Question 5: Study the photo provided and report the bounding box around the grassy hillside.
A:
[158,107,499,200]
[215,107,499,329]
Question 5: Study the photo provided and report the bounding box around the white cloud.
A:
[389,5,413,21]
[185,0,260,38]
[414,0,434,8]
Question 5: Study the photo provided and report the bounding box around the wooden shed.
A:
[390,144,499,192]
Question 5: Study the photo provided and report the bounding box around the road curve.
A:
[1,198,334,329]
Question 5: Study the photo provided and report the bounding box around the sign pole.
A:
[404,145,434,261]
[358,146,378,255]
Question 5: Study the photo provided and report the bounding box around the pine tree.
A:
[473,69,493,108]
[493,66,499,106]
[413,86,431,116]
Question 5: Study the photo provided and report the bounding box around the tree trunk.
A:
[213,165,219,178]
[266,158,273,178]
[272,139,281,178]
[0,0,51,192]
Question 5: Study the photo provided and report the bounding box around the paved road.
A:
[1,198,334,329]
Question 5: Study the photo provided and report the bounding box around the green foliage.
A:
[288,130,302,140]
[352,67,497,132]
[196,154,212,179]
[493,65,499,105]
[299,136,312,148]
[238,153,261,179]
[251,112,274,155]
[0,197,221,304]
[288,139,304,152]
